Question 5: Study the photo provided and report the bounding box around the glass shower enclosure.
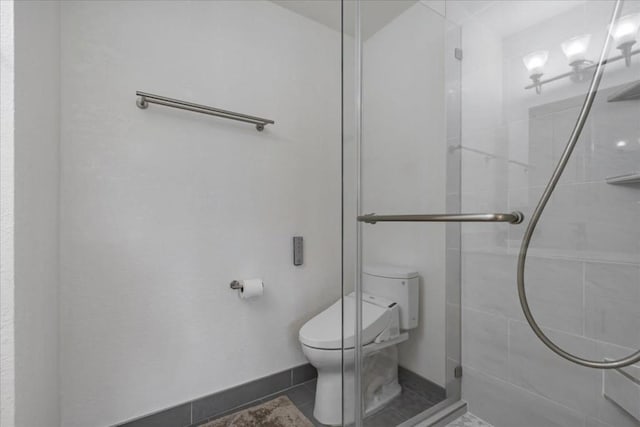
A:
[342,1,464,425]
[342,1,640,426]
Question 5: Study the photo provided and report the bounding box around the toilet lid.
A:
[299,293,393,350]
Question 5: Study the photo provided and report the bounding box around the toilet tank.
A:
[363,266,419,330]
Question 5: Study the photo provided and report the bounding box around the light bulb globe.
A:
[522,50,549,77]
[561,34,591,65]
[609,13,640,48]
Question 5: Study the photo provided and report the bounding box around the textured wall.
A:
[59,2,341,426]
[0,1,16,425]
[14,1,61,426]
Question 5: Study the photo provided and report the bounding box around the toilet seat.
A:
[299,293,397,350]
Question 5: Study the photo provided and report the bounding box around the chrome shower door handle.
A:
[357,211,524,224]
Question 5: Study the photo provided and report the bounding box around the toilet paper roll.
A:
[239,278,264,299]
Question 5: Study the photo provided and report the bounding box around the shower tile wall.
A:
[449,1,640,427]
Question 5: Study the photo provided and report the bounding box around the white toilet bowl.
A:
[301,345,355,426]
[299,266,419,426]
[299,293,405,425]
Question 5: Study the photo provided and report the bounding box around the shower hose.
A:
[517,0,640,369]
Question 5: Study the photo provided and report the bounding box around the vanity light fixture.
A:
[525,16,639,94]
[522,50,549,94]
[610,13,640,66]
[561,34,592,79]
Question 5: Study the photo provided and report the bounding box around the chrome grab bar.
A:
[136,91,274,131]
[357,212,524,224]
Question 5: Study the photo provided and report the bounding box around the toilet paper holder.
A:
[229,279,264,299]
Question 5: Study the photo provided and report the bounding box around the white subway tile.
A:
[462,308,508,381]
[462,366,585,427]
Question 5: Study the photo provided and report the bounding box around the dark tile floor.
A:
[198,374,444,427]
[363,381,443,427]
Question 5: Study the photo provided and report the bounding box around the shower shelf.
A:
[607,80,640,102]
[603,359,640,422]
[605,172,640,185]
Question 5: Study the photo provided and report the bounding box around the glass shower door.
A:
[440,1,640,426]
[343,1,463,425]
[347,1,640,426]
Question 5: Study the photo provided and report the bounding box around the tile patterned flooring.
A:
[198,375,444,427]
[445,413,494,427]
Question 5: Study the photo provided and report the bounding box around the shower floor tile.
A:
[364,387,443,427]
[445,413,494,427]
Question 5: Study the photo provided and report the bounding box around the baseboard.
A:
[115,363,317,427]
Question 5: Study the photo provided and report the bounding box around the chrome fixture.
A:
[610,13,640,66]
[135,91,275,131]
[525,12,640,94]
[524,48,640,93]
[522,50,549,94]
[518,0,640,369]
[229,280,243,290]
[357,212,524,224]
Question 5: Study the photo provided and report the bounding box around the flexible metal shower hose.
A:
[517,0,640,369]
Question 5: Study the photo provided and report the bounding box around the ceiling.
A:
[271,0,418,39]
[451,0,586,38]
[271,0,588,40]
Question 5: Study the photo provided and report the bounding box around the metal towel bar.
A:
[136,91,274,131]
[357,212,524,224]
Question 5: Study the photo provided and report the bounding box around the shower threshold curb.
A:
[410,400,467,427]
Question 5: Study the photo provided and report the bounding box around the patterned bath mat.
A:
[199,396,314,427]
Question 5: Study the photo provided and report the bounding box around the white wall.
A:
[1,1,16,425]
[58,1,341,426]
[13,1,61,426]
[449,1,640,426]
[360,2,447,386]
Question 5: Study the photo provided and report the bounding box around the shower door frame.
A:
[343,1,465,425]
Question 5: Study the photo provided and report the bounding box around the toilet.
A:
[299,266,419,426]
